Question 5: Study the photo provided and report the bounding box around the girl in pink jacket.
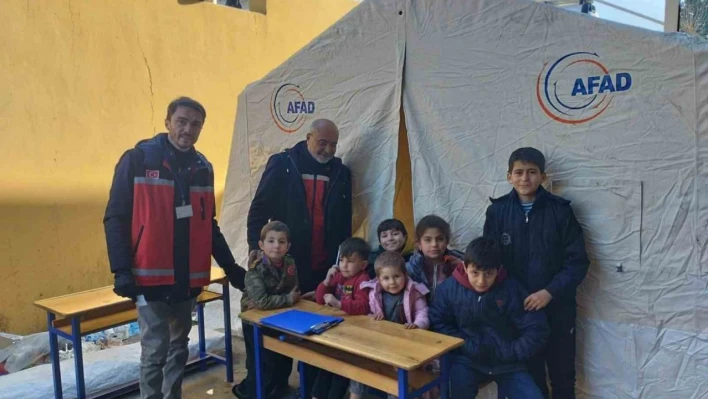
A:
[361,252,430,329]
[350,251,432,399]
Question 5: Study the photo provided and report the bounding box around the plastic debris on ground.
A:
[0,327,225,399]
[0,322,140,375]
[0,332,71,375]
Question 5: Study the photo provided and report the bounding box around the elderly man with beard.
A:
[247,119,352,295]
[236,119,352,399]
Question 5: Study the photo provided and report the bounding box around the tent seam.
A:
[244,91,252,202]
[693,49,699,275]
[395,0,407,218]
[399,0,412,223]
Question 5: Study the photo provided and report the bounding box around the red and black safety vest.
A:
[130,136,214,288]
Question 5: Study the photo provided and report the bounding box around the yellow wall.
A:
[0,0,357,334]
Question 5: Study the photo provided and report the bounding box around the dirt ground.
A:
[117,335,301,399]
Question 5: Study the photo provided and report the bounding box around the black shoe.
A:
[233,382,288,399]
[266,384,290,399]
[232,382,253,399]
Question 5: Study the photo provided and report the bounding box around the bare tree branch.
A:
[680,0,708,37]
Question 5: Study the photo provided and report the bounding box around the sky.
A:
[565,0,668,31]
[351,0,672,32]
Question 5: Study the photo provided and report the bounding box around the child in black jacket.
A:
[484,147,590,398]
[430,237,548,399]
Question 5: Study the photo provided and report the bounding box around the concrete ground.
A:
[118,335,301,399]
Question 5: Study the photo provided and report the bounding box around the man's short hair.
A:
[508,147,546,174]
[374,251,406,276]
[415,215,451,241]
[377,219,408,240]
[166,97,207,121]
[339,237,371,261]
[464,237,502,271]
[309,119,338,135]
[260,221,290,242]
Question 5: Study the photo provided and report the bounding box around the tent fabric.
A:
[221,0,708,396]
[219,0,405,328]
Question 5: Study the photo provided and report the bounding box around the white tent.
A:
[220,0,708,397]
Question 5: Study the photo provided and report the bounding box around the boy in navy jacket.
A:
[430,237,548,399]
[484,147,589,398]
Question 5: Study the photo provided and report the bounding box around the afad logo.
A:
[536,52,632,124]
[270,83,316,133]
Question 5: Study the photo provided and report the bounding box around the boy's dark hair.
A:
[415,215,451,241]
[377,219,408,240]
[260,221,290,242]
[464,237,502,271]
[166,96,207,121]
[374,251,407,276]
[508,147,546,174]
[339,237,371,260]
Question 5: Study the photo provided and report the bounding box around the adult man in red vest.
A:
[104,97,245,399]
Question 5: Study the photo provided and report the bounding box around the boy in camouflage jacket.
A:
[233,221,300,399]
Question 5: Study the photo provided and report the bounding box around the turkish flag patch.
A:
[146,170,160,179]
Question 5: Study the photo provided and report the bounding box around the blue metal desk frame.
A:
[43,282,234,399]
[249,323,451,399]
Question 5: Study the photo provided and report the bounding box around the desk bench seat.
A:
[34,267,234,399]
[264,336,437,396]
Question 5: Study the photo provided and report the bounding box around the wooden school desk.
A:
[34,267,234,399]
[240,300,464,399]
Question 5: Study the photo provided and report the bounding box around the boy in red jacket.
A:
[315,237,371,314]
[312,237,371,399]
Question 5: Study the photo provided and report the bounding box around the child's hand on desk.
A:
[323,294,341,309]
[301,291,316,301]
[323,265,339,286]
[371,312,384,321]
[404,323,417,329]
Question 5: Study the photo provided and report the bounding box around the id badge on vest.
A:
[176,204,193,219]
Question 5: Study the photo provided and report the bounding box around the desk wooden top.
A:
[34,266,228,317]
[240,300,463,371]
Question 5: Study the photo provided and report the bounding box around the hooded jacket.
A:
[315,270,371,315]
[406,249,464,301]
[429,264,549,375]
[360,277,430,329]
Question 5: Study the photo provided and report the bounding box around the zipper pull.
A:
[525,213,529,223]
[477,297,481,302]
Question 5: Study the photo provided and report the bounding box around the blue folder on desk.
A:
[260,309,344,335]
